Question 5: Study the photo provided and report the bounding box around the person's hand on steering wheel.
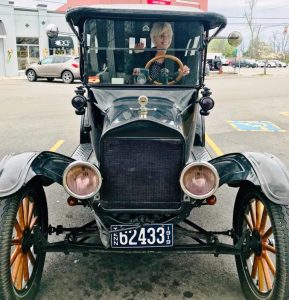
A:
[179,65,190,76]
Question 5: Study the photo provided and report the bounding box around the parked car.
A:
[231,59,257,68]
[1,4,289,300]
[266,60,277,68]
[206,57,222,70]
[25,55,80,83]
[256,60,265,67]
[273,60,287,67]
[220,56,230,66]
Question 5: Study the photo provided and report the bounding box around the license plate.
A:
[110,224,173,248]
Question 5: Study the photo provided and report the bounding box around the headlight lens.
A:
[180,162,219,199]
[63,161,102,199]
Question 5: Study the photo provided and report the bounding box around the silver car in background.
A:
[25,55,80,83]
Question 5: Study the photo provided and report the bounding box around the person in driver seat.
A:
[132,22,190,83]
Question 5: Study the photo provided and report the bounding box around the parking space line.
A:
[280,111,289,117]
[49,140,65,152]
[205,134,224,156]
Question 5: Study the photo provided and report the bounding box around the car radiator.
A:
[100,138,184,211]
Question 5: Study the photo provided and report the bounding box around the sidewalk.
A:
[0,75,26,80]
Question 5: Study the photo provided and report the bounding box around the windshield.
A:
[84,19,203,87]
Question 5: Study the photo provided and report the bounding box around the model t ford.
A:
[1,4,289,300]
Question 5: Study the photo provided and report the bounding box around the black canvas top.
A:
[66,4,227,31]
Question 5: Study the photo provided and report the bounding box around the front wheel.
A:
[233,185,289,300]
[0,182,48,300]
[62,70,74,84]
[26,70,37,82]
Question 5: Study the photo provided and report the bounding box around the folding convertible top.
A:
[66,4,227,31]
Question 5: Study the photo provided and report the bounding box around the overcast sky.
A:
[12,0,289,42]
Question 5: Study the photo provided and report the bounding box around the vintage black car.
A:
[1,4,289,300]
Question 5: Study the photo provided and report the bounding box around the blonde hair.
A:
[150,22,173,44]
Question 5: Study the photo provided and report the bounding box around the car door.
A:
[36,56,55,77]
[52,56,71,77]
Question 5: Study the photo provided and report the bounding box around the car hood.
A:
[91,88,197,134]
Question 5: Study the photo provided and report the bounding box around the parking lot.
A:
[1,67,289,299]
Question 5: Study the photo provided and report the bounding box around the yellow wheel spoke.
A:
[14,220,23,238]
[244,214,253,231]
[29,216,38,230]
[23,197,29,228]
[249,201,256,228]
[27,250,35,266]
[12,253,21,283]
[261,257,273,291]
[263,252,276,275]
[27,201,35,226]
[15,254,24,290]
[262,227,273,241]
[23,255,29,282]
[18,204,25,231]
[251,255,259,279]
[258,258,265,292]
[10,246,22,266]
[263,243,276,254]
[12,238,21,246]
[256,200,264,230]
[259,208,268,235]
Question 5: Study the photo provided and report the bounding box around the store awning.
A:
[0,20,7,39]
[49,36,74,49]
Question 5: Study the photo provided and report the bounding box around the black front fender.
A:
[0,151,74,198]
[210,152,289,205]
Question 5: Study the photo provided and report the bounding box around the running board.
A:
[71,143,93,161]
[191,146,212,161]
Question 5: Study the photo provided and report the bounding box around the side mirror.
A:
[228,31,243,47]
[46,24,59,39]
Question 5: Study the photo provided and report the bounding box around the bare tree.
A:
[269,30,289,58]
[244,0,262,58]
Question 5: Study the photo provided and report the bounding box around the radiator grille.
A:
[101,138,183,210]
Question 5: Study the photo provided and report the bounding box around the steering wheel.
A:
[145,54,184,85]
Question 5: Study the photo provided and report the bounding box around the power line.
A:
[227,16,289,20]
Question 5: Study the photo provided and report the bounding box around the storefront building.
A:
[0,0,207,77]
[0,0,77,76]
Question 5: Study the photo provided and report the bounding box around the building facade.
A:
[0,0,208,77]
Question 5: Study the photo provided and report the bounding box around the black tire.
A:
[0,182,48,300]
[46,77,54,82]
[233,184,289,300]
[62,70,74,84]
[26,70,37,82]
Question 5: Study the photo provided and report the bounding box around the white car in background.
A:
[266,60,277,68]
[256,60,265,67]
[274,60,287,67]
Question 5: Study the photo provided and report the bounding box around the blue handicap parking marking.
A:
[228,121,285,132]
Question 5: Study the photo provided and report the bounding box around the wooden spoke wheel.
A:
[233,185,289,300]
[0,183,48,300]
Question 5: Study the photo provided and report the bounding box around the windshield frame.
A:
[82,18,205,89]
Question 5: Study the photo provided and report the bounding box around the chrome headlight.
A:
[63,161,102,199]
[180,162,219,200]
